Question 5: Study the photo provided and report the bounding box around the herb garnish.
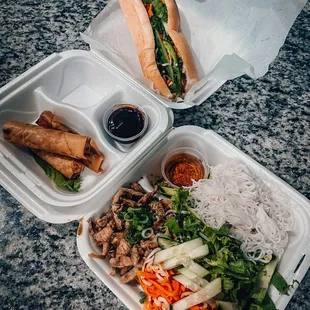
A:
[119,206,156,246]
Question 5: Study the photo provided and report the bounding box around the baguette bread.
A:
[119,0,199,99]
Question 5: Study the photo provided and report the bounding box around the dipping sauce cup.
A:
[103,104,148,144]
[161,147,208,188]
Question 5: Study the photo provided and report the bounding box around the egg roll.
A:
[35,110,78,134]
[2,120,91,159]
[36,111,104,172]
[32,149,84,179]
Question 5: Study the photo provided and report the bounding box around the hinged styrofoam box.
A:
[0,50,309,310]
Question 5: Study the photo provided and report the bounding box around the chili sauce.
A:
[164,153,205,187]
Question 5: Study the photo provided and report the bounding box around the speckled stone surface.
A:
[0,1,309,309]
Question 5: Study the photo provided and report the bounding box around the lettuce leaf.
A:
[34,155,81,192]
[165,217,182,234]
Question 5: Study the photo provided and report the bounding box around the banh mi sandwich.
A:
[119,0,199,100]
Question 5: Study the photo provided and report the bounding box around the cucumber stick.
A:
[173,274,202,292]
[159,185,177,197]
[252,259,278,305]
[186,261,209,278]
[179,262,209,278]
[154,29,174,80]
[216,301,236,310]
[162,40,182,95]
[158,237,180,249]
[154,238,203,265]
[177,267,218,309]
[179,267,209,287]
[163,245,209,270]
[172,278,222,310]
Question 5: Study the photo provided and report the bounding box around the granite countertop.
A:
[0,1,309,309]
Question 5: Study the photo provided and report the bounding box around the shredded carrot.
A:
[138,258,213,310]
[138,265,188,309]
[143,3,153,18]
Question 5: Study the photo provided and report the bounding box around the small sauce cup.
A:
[103,104,148,144]
[161,147,208,188]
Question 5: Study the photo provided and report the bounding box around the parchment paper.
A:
[82,0,307,109]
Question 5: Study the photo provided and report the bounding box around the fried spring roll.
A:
[36,111,104,172]
[35,110,78,134]
[32,149,84,179]
[2,120,91,160]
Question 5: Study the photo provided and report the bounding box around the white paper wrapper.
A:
[82,0,306,109]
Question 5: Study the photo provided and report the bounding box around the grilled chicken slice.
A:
[120,267,138,284]
[116,239,131,256]
[131,245,139,267]
[161,198,172,210]
[140,235,158,250]
[138,185,158,204]
[109,256,133,268]
[93,226,113,243]
[102,242,110,258]
[130,182,145,193]
[109,266,116,276]
[121,198,141,208]
[120,266,131,276]
[87,218,97,236]
[150,201,165,217]
[111,232,126,247]
[96,211,113,228]
[113,213,123,231]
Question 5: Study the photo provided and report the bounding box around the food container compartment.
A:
[77,126,310,310]
[0,50,173,207]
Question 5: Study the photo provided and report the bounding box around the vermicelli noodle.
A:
[189,159,294,263]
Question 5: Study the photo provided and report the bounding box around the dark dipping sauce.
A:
[107,105,145,142]
[165,153,205,187]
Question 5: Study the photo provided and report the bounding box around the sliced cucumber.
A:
[153,238,203,265]
[252,259,278,305]
[158,185,177,197]
[172,278,222,310]
[162,40,182,96]
[158,237,180,249]
[163,245,209,270]
[173,274,202,292]
[179,268,209,287]
[181,262,209,278]
[154,29,174,80]
[216,301,236,310]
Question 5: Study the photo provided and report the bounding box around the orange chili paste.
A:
[165,153,205,187]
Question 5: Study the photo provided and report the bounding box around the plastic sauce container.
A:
[103,104,148,144]
[161,147,208,187]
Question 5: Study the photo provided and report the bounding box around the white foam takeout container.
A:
[0,50,309,310]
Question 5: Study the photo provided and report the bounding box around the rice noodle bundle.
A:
[189,159,294,263]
